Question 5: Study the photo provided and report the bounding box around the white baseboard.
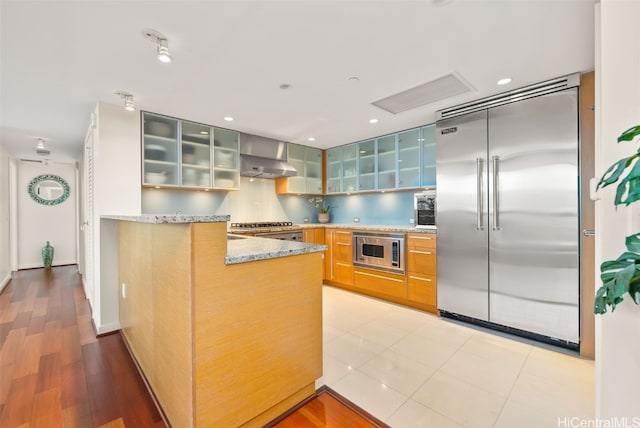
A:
[0,273,12,294]
[17,260,78,270]
[95,320,121,335]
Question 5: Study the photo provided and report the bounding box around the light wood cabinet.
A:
[322,228,437,315]
[406,233,437,313]
[118,221,322,427]
[324,229,353,286]
[304,228,326,279]
[353,267,407,299]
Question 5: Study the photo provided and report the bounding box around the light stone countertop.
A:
[102,215,327,264]
[102,214,230,224]
[228,223,436,234]
[225,235,327,265]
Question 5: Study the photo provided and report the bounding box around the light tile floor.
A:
[316,286,594,428]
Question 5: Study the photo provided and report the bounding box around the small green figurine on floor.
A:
[42,241,54,268]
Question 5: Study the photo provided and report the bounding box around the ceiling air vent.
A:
[371,72,475,114]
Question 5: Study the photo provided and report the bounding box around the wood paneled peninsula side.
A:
[102,215,326,428]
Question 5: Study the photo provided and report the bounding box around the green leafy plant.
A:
[595,125,640,314]
[308,196,332,214]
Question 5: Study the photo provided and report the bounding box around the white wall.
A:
[89,101,141,334]
[0,144,12,291]
[16,161,77,268]
[595,0,640,419]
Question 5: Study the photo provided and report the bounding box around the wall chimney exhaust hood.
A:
[239,132,297,179]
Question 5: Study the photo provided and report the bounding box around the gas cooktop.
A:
[230,221,294,228]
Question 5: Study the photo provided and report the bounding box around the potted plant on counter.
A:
[595,124,640,314]
[308,196,332,223]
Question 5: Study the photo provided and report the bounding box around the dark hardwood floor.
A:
[1,266,389,428]
[0,266,164,428]
[267,387,389,428]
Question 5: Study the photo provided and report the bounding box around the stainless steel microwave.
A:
[414,190,436,229]
[353,232,405,274]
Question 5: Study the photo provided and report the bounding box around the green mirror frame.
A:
[28,174,70,206]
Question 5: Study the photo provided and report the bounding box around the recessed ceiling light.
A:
[200,131,209,135]
[224,116,234,122]
[308,137,315,142]
[369,118,379,124]
[279,83,291,90]
[348,76,360,82]
[497,78,512,85]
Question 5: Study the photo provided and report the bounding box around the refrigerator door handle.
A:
[476,158,484,230]
[492,155,501,231]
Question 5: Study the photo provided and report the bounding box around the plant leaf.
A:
[625,234,640,252]
[614,160,640,205]
[618,125,640,143]
[601,259,631,272]
[598,157,633,189]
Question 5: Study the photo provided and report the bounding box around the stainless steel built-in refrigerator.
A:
[436,74,580,346]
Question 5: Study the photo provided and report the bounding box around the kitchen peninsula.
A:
[103,215,326,428]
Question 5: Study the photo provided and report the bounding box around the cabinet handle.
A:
[335,262,352,267]
[335,231,351,235]
[409,275,433,282]
[411,235,433,240]
[336,242,351,246]
[409,250,433,255]
[355,270,404,283]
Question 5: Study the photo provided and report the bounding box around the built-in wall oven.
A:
[353,232,405,274]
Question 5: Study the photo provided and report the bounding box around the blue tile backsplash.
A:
[142,178,417,225]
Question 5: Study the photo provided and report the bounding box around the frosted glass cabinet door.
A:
[326,147,342,194]
[358,139,376,191]
[376,134,396,190]
[213,127,240,189]
[181,120,212,187]
[142,112,180,186]
[398,128,421,188]
[342,143,358,193]
[305,147,323,194]
[287,143,307,193]
[421,125,437,186]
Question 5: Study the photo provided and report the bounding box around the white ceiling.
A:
[1,0,596,163]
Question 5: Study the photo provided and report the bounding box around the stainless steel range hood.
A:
[239,132,297,179]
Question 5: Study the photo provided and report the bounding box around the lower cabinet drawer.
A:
[407,274,437,306]
[334,262,353,286]
[407,249,437,275]
[354,268,407,299]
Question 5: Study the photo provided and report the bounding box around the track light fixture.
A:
[143,29,173,63]
[36,138,50,156]
[115,91,136,111]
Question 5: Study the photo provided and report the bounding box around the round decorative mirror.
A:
[28,174,70,206]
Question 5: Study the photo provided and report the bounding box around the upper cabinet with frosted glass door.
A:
[212,128,240,189]
[142,112,180,187]
[181,120,212,188]
[276,143,323,194]
[376,134,397,190]
[357,139,376,191]
[323,123,437,194]
[326,147,342,194]
[397,128,421,188]
[420,124,436,186]
[142,111,240,190]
